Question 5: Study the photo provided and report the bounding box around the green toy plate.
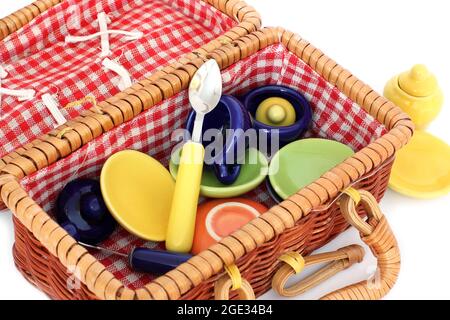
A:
[170,148,268,198]
[269,139,355,200]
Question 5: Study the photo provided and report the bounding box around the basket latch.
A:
[214,264,255,300]
[272,245,365,297]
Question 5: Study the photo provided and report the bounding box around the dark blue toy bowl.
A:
[243,85,313,146]
[56,179,116,245]
[186,95,251,185]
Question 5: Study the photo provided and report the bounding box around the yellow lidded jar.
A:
[384,64,443,129]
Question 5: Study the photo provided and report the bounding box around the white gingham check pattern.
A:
[20,44,387,289]
[0,0,235,157]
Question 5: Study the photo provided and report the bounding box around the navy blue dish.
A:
[56,179,116,245]
[186,95,251,185]
[243,85,313,147]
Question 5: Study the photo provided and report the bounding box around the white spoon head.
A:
[188,59,223,115]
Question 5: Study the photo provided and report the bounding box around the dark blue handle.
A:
[214,164,241,185]
[130,248,192,274]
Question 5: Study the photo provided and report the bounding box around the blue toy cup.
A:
[243,85,313,151]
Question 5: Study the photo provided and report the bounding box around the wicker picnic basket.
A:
[0,1,414,301]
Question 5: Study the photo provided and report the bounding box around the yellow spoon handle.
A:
[166,141,205,253]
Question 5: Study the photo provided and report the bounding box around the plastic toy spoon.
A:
[166,59,223,253]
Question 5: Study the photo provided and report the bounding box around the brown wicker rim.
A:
[0,0,61,40]
[0,0,261,41]
[0,26,414,300]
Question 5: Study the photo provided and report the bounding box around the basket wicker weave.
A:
[0,3,413,300]
[0,0,61,40]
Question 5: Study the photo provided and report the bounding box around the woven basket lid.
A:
[0,0,261,208]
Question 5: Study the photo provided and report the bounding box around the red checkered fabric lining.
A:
[20,43,387,289]
[0,0,235,157]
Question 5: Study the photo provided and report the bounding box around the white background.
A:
[0,0,449,300]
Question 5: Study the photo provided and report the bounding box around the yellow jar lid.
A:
[398,64,439,97]
[389,131,450,199]
[255,97,296,127]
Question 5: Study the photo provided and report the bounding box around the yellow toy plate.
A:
[390,131,450,199]
[100,150,175,241]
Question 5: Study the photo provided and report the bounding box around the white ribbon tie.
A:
[0,65,36,106]
[65,12,137,90]
[65,12,143,58]
[41,93,67,127]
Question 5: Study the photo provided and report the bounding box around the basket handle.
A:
[272,189,400,300]
[272,245,366,297]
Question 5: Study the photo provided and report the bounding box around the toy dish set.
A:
[0,0,414,300]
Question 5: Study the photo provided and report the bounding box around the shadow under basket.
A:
[2,28,413,300]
